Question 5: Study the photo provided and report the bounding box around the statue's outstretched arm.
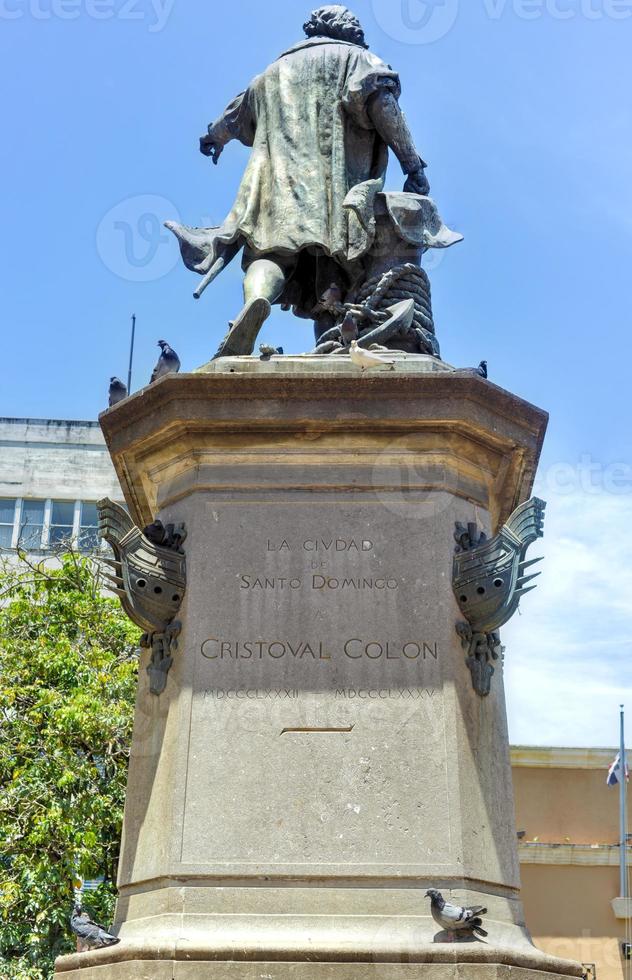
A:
[200,90,255,165]
[367,90,430,195]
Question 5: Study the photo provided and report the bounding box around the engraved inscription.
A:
[267,538,374,553]
[201,638,439,662]
[240,535,397,591]
[343,640,438,660]
[203,688,300,701]
[201,639,332,661]
[335,688,437,700]
[239,575,399,591]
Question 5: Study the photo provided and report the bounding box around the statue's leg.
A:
[243,258,287,306]
[214,258,287,359]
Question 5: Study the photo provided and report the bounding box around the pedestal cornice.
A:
[99,367,548,532]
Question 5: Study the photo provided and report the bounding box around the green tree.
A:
[0,552,139,979]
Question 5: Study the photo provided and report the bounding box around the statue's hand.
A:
[404,164,430,196]
[199,133,224,165]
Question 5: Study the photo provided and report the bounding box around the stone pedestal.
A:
[56,356,580,980]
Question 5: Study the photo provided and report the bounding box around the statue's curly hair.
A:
[303,5,368,48]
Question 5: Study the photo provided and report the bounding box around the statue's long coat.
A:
[217,38,400,264]
[174,38,402,316]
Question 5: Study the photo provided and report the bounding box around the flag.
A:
[607,753,629,786]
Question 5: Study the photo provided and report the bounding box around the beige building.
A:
[512,746,632,980]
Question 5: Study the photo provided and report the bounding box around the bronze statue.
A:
[167,5,461,358]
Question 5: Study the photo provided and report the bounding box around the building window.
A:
[0,499,113,554]
[18,500,46,551]
[0,499,17,550]
[79,502,100,553]
[49,501,76,549]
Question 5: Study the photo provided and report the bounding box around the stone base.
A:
[56,947,582,979]
[71,364,568,980]
[195,352,455,378]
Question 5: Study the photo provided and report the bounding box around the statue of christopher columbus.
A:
[168,5,460,358]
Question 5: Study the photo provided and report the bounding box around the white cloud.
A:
[503,487,632,748]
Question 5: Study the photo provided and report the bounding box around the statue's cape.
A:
[166,193,463,281]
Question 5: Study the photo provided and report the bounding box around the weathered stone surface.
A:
[195,352,455,376]
[99,360,548,534]
[56,951,581,978]
[57,363,578,978]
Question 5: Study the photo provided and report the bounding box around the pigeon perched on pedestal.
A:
[70,906,120,951]
[425,889,488,939]
[349,339,396,372]
[462,360,488,379]
[340,311,359,347]
[259,344,282,361]
[150,340,181,384]
[108,377,128,407]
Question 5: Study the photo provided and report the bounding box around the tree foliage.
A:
[0,552,140,978]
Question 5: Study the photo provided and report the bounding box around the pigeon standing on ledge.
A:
[425,889,488,939]
[259,344,279,361]
[340,311,359,347]
[108,377,128,407]
[150,340,181,384]
[70,906,120,951]
[349,339,396,372]
[462,360,488,379]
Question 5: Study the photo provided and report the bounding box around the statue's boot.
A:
[213,298,272,359]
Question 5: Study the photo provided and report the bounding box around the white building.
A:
[0,417,123,554]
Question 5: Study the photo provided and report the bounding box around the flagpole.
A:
[127,313,137,396]
[620,704,628,899]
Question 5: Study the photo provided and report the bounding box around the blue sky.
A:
[1,0,631,745]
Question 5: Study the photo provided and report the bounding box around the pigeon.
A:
[150,340,181,384]
[320,283,343,310]
[340,311,359,347]
[108,377,128,407]
[349,339,396,372]
[143,519,186,552]
[259,344,278,361]
[425,889,488,939]
[463,360,488,379]
[70,906,120,951]
[143,519,168,546]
